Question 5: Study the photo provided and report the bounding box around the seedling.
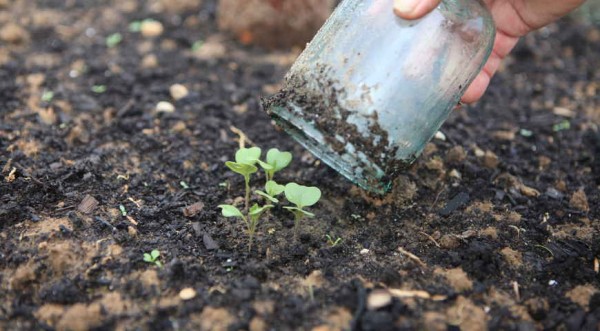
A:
[260,148,292,183]
[218,203,273,250]
[283,183,321,235]
[325,234,342,247]
[255,180,285,203]
[225,147,270,212]
[143,249,162,268]
[106,33,123,48]
[219,146,323,250]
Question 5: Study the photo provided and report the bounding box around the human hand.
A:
[393,0,586,103]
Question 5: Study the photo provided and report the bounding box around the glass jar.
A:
[263,0,495,194]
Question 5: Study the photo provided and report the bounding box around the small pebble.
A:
[141,54,158,68]
[434,131,446,141]
[179,287,197,300]
[156,101,175,113]
[169,84,189,100]
[360,248,370,255]
[448,169,461,180]
[141,20,164,38]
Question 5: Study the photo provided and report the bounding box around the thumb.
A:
[393,0,442,20]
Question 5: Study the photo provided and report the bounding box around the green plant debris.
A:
[191,40,204,51]
[552,120,571,132]
[119,204,127,216]
[143,249,162,268]
[180,181,190,189]
[519,129,533,137]
[106,33,123,48]
[41,91,54,103]
[129,21,142,32]
[91,85,107,93]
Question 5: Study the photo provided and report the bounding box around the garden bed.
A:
[1,1,599,330]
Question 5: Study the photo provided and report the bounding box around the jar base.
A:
[266,101,401,194]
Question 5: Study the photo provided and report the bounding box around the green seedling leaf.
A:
[266,181,285,196]
[249,204,273,222]
[285,183,321,208]
[151,250,160,260]
[235,147,261,165]
[257,160,273,171]
[266,149,292,172]
[249,204,274,216]
[255,190,279,203]
[225,161,257,176]
[219,204,244,218]
[283,206,315,218]
[143,253,153,262]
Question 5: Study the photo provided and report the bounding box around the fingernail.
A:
[393,0,419,15]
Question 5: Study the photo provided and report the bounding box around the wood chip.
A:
[553,107,575,118]
[388,288,446,301]
[77,195,99,214]
[182,201,204,217]
[397,247,426,267]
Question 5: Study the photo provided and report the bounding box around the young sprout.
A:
[143,249,162,268]
[261,148,292,183]
[225,147,270,212]
[255,180,285,203]
[218,203,273,250]
[283,183,321,235]
[106,33,123,48]
[325,234,342,247]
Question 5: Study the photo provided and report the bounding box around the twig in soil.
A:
[594,258,599,273]
[116,99,134,118]
[508,225,525,239]
[230,125,256,149]
[397,247,426,268]
[534,244,554,258]
[512,281,520,301]
[430,186,446,212]
[55,205,76,212]
[418,231,440,248]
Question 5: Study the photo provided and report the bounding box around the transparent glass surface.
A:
[264,0,495,194]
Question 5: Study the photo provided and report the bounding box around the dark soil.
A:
[1,1,599,330]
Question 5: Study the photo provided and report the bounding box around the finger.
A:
[461,72,490,104]
[393,0,442,20]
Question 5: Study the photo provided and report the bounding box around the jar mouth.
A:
[266,101,396,194]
